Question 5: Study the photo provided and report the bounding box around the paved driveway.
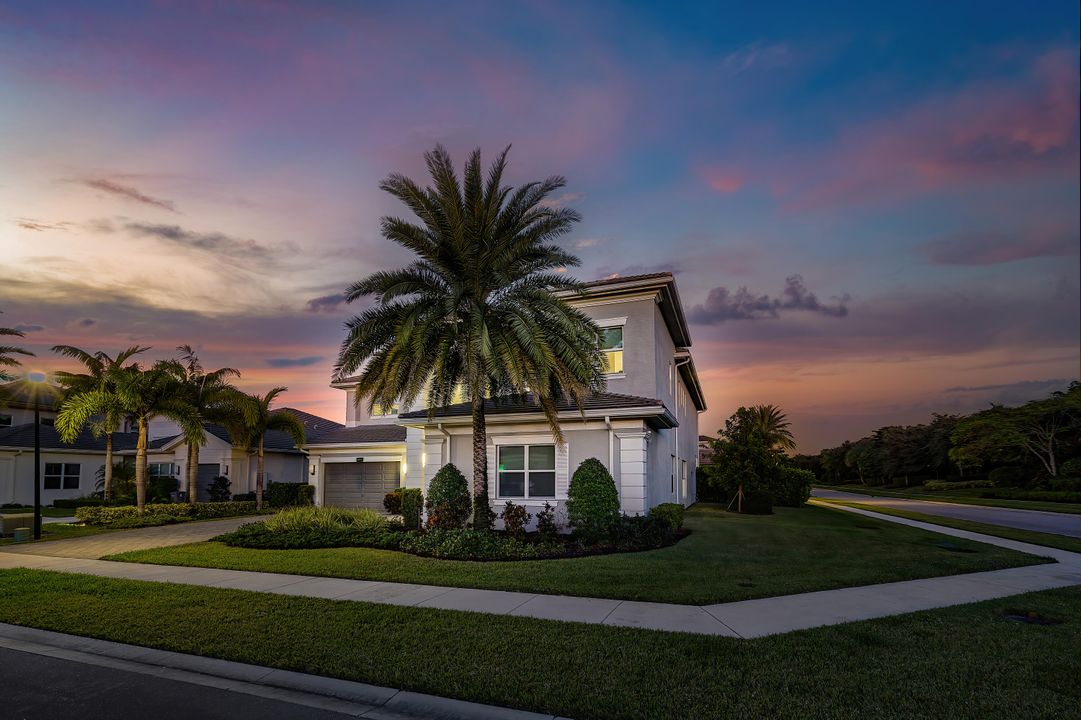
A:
[0,516,265,559]
[812,488,1081,539]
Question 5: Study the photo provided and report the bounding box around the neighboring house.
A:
[305,272,707,521]
[698,435,716,466]
[0,387,307,505]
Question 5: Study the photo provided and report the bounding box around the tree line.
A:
[797,382,1081,487]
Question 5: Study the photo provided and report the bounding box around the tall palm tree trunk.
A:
[103,434,113,503]
[135,417,148,516]
[256,440,266,510]
[471,395,492,530]
[187,441,199,503]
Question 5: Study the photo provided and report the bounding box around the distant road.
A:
[812,488,1081,539]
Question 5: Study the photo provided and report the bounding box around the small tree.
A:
[566,458,619,543]
[426,463,471,528]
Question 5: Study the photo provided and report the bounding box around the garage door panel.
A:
[323,462,400,510]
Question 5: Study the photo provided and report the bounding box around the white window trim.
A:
[44,462,80,490]
[495,443,557,501]
[596,316,627,378]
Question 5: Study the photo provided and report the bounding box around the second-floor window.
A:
[371,402,399,417]
[44,462,80,490]
[600,326,624,375]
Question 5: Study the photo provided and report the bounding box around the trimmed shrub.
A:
[988,466,1028,487]
[218,523,408,550]
[774,466,814,507]
[206,476,231,502]
[499,501,531,539]
[232,492,257,501]
[399,528,555,560]
[383,489,403,514]
[75,501,265,526]
[608,514,675,548]
[53,496,106,509]
[649,503,685,531]
[566,458,619,543]
[263,506,385,533]
[426,463,471,529]
[266,482,315,508]
[923,479,992,491]
[535,502,559,540]
[399,488,423,531]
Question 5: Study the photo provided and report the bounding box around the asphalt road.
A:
[812,488,1081,539]
[0,647,352,720]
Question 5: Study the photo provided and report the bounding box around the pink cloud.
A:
[773,47,1079,210]
[700,166,744,193]
[922,224,1079,266]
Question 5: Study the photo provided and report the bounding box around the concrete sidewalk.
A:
[2,502,1079,638]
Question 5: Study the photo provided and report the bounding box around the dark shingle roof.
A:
[306,424,407,445]
[581,272,674,288]
[202,424,305,454]
[0,423,140,452]
[272,407,343,435]
[399,392,665,420]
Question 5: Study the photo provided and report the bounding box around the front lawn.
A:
[108,503,1047,604]
[0,523,115,546]
[821,484,1081,514]
[0,569,1076,720]
[0,507,78,518]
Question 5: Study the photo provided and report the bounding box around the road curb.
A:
[0,622,564,720]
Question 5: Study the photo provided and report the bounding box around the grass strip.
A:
[0,569,1077,720]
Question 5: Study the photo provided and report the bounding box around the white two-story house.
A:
[304,272,706,519]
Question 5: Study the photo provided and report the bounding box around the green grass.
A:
[820,484,1081,514]
[0,569,1077,720]
[107,504,1046,604]
[0,506,79,518]
[0,522,115,546]
[815,499,1081,554]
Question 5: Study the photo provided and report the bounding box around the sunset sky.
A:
[1,1,1078,452]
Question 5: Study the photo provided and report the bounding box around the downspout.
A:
[604,415,616,505]
[436,423,451,468]
[674,356,691,504]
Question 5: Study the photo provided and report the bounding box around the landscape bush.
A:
[263,506,385,533]
[399,488,423,530]
[566,458,620,543]
[774,466,814,507]
[607,514,675,549]
[1049,477,1081,492]
[399,528,558,560]
[426,463,471,529]
[535,502,559,540]
[988,466,1028,487]
[75,501,266,526]
[649,503,685,531]
[383,489,403,514]
[499,501,531,539]
[923,479,993,491]
[265,482,315,508]
[1058,458,1081,478]
[219,522,408,550]
[206,476,232,502]
[232,492,256,501]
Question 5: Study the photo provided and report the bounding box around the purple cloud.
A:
[80,178,177,211]
[305,293,348,313]
[689,275,849,323]
[266,356,324,368]
[922,226,1079,266]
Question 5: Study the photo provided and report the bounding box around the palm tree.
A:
[113,360,193,515]
[333,145,606,529]
[0,317,34,386]
[226,388,305,510]
[748,404,796,452]
[53,345,148,502]
[174,346,240,504]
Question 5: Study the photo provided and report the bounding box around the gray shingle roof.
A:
[272,407,343,435]
[399,392,665,420]
[0,423,140,452]
[306,424,407,445]
[202,424,305,454]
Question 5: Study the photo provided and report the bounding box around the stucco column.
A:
[422,433,445,496]
[615,429,650,515]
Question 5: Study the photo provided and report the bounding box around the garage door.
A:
[196,464,221,502]
[323,462,400,510]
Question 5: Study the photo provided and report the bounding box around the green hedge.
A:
[775,466,814,507]
[265,482,315,508]
[76,501,266,526]
[399,488,423,531]
[924,479,993,491]
[649,503,685,531]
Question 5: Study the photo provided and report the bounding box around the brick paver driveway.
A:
[0,516,266,559]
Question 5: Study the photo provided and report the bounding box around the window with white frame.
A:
[44,462,80,490]
[497,444,556,499]
[371,402,399,417]
[148,462,177,478]
[600,326,624,374]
